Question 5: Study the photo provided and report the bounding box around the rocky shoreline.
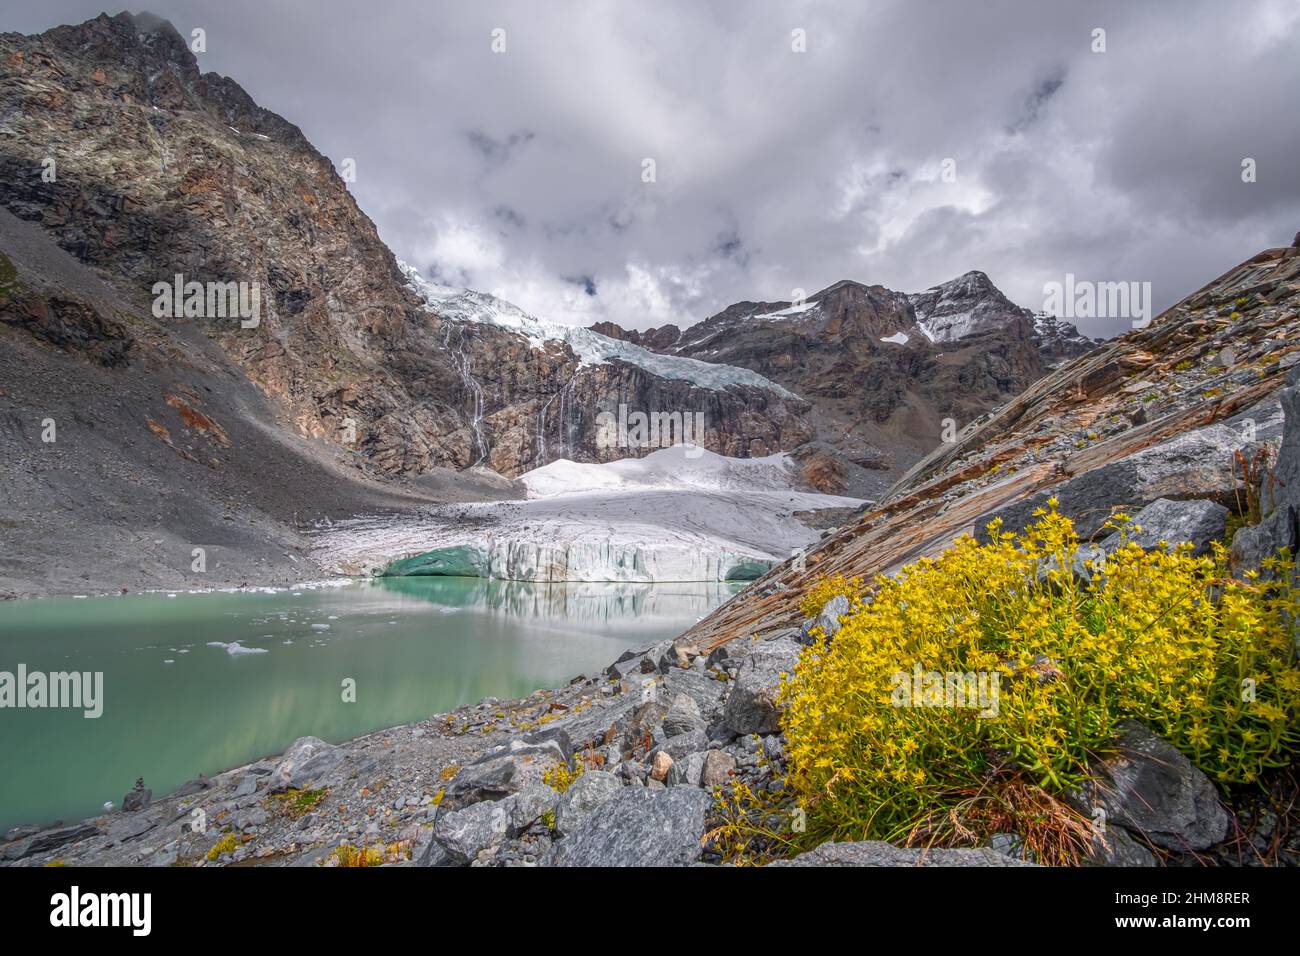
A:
[3,587,1280,868]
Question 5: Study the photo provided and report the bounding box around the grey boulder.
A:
[654,728,709,760]
[545,786,711,867]
[1071,720,1229,851]
[661,693,705,737]
[4,823,103,861]
[432,799,513,865]
[445,738,567,807]
[1099,497,1228,556]
[1087,825,1157,867]
[800,594,850,642]
[722,639,801,736]
[639,639,675,674]
[510,783,559,834]
[1232,385,1300,575]
[666,752,707,787]
[554,770,623,835]
[270,736,342,793]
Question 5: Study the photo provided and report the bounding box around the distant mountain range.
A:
[593,271,1099,493]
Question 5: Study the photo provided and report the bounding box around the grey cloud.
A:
[489,205,527,231]
[564,274,598,297]
[1009,68,1066,133]
[4,0,1298,339]
[466,129,535,168]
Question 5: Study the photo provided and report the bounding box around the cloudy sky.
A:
[5,1,1300,337]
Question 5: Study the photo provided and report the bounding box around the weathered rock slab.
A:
[545,787,711,867]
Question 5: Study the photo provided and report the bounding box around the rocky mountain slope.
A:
[592,271,1100,497]
[0,11,809,489]
[0,205,520,598]
[679,240,1300,653]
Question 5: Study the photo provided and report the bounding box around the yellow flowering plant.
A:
[719,501,1300,863]
[542,759,585,794]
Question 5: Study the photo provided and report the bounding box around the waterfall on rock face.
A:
[441,323,488,465]
[558,375,578,460]
[535,373,580,468]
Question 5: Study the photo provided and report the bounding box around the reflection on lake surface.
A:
[0,577,739,831]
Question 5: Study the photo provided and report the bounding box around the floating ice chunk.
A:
[208,641,269,655]
[227,643,268,655]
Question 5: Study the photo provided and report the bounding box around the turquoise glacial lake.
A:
[0,577,739,831]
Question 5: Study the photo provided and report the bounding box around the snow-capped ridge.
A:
[399,262,799,400]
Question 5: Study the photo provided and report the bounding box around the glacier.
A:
[312,446,864,583]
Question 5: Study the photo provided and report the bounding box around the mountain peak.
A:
[917,269,1005,302]
[40,10,200,74]
[125,10,183,37]
[908,270,1029,343]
